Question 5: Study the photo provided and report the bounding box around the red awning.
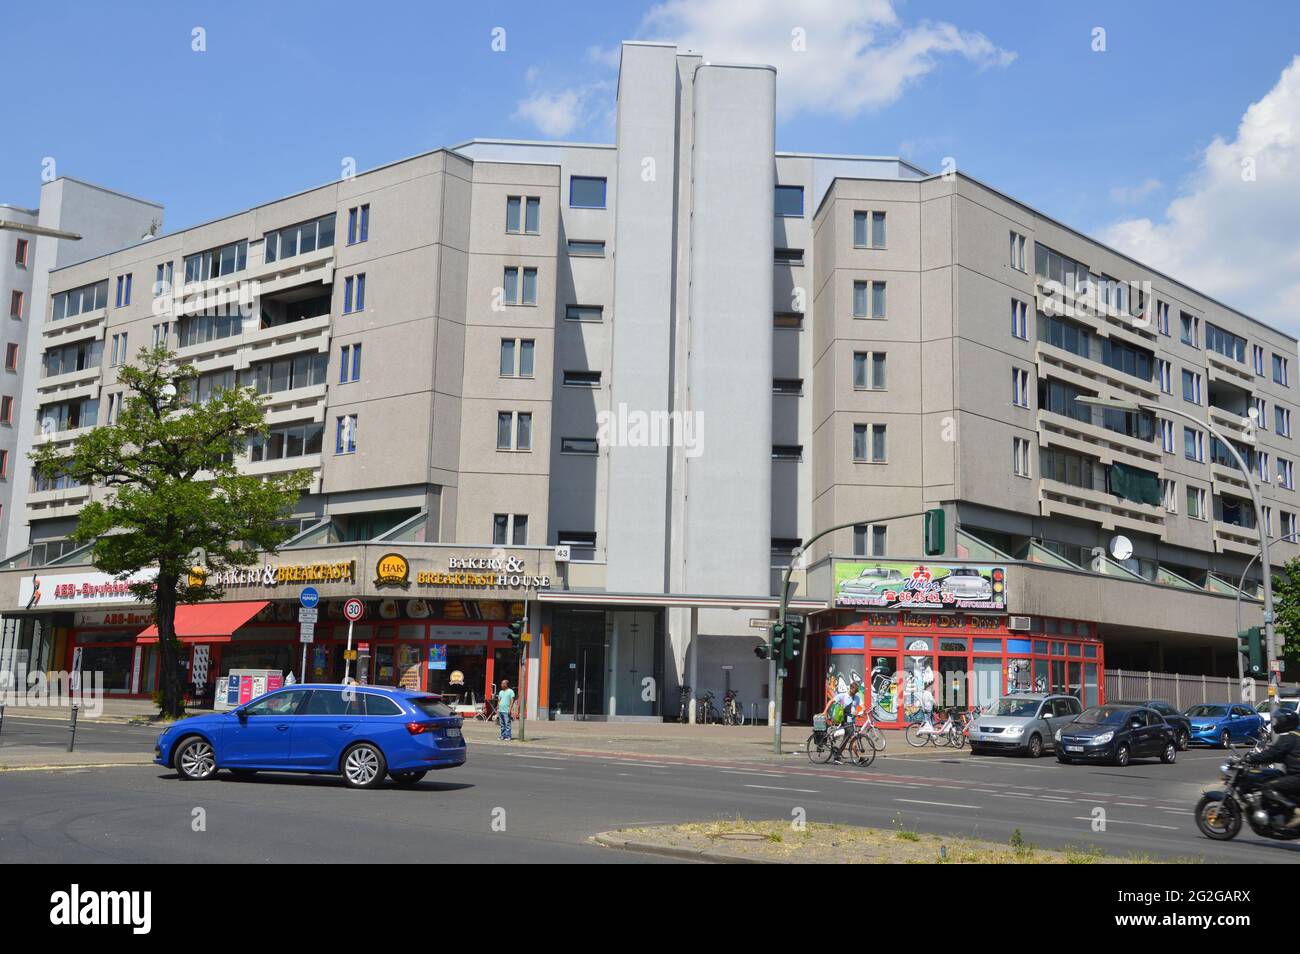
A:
[137,601,269,643]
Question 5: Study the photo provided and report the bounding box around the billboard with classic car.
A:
[834,561,1007,610]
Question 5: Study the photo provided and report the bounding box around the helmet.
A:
[1273,709,1300,734]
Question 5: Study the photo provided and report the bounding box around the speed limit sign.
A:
[343,598,365,622]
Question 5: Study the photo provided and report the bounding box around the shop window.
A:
[973,638,1003,653]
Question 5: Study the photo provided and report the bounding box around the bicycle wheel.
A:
[933,725,952,747]
[806,733,833,765]
[866,724,886,751]
[848,734,875,767]
[904,723,931,747]
[951,727,967,749]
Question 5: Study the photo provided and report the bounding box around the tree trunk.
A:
[155,573,185,719]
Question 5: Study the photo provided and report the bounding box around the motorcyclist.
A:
[1244,708,1300,827]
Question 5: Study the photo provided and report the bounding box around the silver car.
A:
[968,694,1083,758]
[934,567,994,601]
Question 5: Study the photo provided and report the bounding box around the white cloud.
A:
[1101,56,1300,332]
[641,0,1015,117]
[513,0,1013,137]
[1108,177,1163,205]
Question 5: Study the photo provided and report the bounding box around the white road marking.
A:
[501,753,570,761]
[1070,816,1179,831]
[743,784,820,794]
[896,798,980,810]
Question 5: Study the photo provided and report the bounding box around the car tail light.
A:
[406,721,435,735]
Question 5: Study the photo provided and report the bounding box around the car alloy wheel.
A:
[176,737,215,781]
[1026,734,1042,758]
[1115,744,1130,767]
[342,743,386,789]
[1176,729,1189,751]
[1220,730,1231,750]
[1161,742,1176,764]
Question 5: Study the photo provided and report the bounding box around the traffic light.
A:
[923,508,946,556]
[770,622,786,660]
[785,617,804,661]
[508,617,524,650]
[753,644,769,660]
[1239,626,1265,678]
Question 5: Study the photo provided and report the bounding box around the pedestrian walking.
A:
[497,679,517,741]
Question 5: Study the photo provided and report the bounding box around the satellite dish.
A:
[1109,534,1133,562]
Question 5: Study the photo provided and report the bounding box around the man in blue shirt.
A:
[497,679,517,741]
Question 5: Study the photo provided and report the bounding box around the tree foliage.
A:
[1271,558,1300,669]
[31,345,311,717]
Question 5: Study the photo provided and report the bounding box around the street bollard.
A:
[67,704,78,752]
[0,703,5,737]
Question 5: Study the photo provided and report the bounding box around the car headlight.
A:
[1093,731,1113,744]
[1054,729,1062,742]
[1004,725,1024,736]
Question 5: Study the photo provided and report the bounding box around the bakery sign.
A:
[412,554,551,591]
[199,560,357,589]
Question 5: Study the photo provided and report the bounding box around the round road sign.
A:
[343,598,365,622]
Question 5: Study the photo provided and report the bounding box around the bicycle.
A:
[807,714,875,766]
[859,712,886,752]
[722,689,745,726]
[697,690,722,725]
[905,708,964,747]
[677,685,692,724]
[473,694,500,723]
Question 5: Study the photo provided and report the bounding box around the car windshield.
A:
[1077,706,1132,725]
[410,696,454,719]
[1186,704,1228,717]
[992,698,1040,717]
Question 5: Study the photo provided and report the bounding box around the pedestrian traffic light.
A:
[753,644,769,660]
[785,617,804,661]
[770,622,786,659]
[509,617,524,650]
[923,508,945,556]
[1239,626,1265,678]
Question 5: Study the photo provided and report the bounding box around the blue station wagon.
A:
[1184,703,1265,749]
[155,684,466,788]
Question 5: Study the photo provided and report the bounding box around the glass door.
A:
[370,643,396,687]
[867,654,900,725]
[901,639,937,725]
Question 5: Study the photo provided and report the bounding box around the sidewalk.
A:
[0,698,200,725]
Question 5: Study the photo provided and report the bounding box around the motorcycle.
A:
[1195,755,1300,841]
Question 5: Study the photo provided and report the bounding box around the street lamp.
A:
[1078,395,1281,712]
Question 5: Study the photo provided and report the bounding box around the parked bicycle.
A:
[722,689,745,726]
[696,690,723,725]
[677,685,692,724]
[905,708,966,748]
[473,694,500,723]
[806,714,875,766]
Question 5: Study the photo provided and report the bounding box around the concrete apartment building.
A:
[0,41,1293,722]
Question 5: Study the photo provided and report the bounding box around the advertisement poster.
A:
[398,644,422,691]
[429,644,448,671]
[834,561,1007,610]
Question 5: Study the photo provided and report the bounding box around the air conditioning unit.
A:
[1007,615,1032,632]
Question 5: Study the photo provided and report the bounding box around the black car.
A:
[1055,705,1178,767]
[1110,698,1192,751]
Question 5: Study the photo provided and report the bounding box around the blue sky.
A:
[4,0,1299,326]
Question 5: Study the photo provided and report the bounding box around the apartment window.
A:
[343,273,366,314]
[1156,301,1170,336]
[4,343,17,371]
[1253,344,1266,376]
[772,444,803,461]
[1157,360,1172,394]
[506,196,541,234]
[1011,298,1028,339]
[774,248,804,266]
[1259,451,1271,483]
[114,274,132,308]
[1274,354,1290,386]
[1013,436,1031,477]
[774,311,804,328]
[772,378,803,395]
[1009,231,1027,271]
[109,333,127,367]
[492,514,528,546]
[1205,323,1246,363]
[497,411,532,451]
[106,393,119,424]
[851,210,888,248]
[1181,369,1202,404]
[569,176,607,209]
[562,370,601,388]
[502,267,537,306]
[1184,426,1204,462]
[183,240,247,283]
[774,185,804,217]
[1187,485,1207,520]
[567,240,605,257]
[1284,511,1298,540]
[154,261,174,296]
[14,238,28,267]
[1161,479,1178,513]
[852,351,886,390]
[1278,405,1293,437]
[151,322,170,348]
[853,423,886,462]
[1012,368,1030,408]
[346,204,370,245]
[0,449,7,479]
[1161,419,1175,454]
[335,414,358,455]
[853,280,886,318]
[339,343,362,383]
[40,396,99,433]
[1280,457,1295,490]
[264,213,336,264]
[175,308,241,348]
[244,353,328,395]
[51,280,108,321]
[9,290,22,319]
[249,421,324,462]
[0,395,10,424]
[560,437,598,455]
[510,515,530,545]
[853,523,887,557]
[556,530,597,561]
[187,369,235,405]
[565,304,603,322]
[500,338,534,377]
[1179,311,1199,347]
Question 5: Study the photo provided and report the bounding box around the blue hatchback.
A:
[155,684,466,788]
[1184,702,1265,749]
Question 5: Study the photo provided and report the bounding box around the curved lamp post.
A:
[1079,395,1279,714]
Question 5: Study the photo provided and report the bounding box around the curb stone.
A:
[591,831,771,864]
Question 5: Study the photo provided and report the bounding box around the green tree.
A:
[31,345,310,718]
[1272,558,1300,670]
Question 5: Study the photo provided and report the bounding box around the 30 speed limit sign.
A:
[343,598,365,622]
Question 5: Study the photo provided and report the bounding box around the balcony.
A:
[1036,408,1161,467]
[42,307,106,341]
[32,424,96,448]
[240,313,331,369]
[1032,278,1158,346]
[1035,341,1158,400]
[245,245,335,296]
[1038,477,1165,533]
[1210,461,1253,494]
[1214,521,1259,556]
[1206,350,1255,389]
[26,482,92,519]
